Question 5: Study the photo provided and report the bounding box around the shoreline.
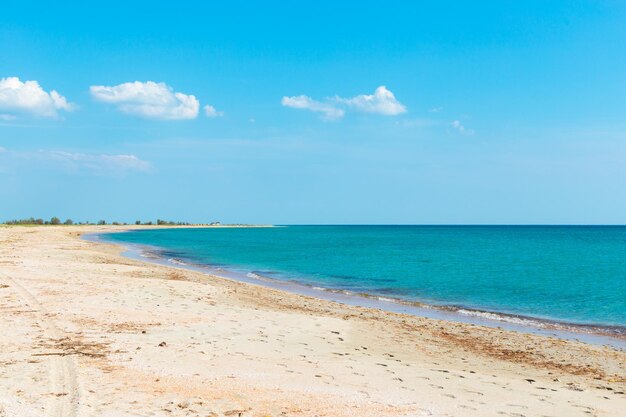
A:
[89,229,626,349]
[1,225,625,417]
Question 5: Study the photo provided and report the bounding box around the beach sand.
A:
[0,226,624,417]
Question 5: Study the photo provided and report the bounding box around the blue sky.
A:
[1,1,626,224]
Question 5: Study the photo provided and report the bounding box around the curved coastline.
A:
[86,230,626,349]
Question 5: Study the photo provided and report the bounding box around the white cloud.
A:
[451,120,474,135]
[281,95,345,120]
[336,86,406,116]
[90,81,199,120]
[44,151,152,173]
[0,77,74,118]
[204,104,224,118]
[282,86,406,120]
[0,147,151,175]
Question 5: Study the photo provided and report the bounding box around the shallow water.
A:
[103,226,626,330]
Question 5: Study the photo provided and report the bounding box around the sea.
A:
[100,225,626,337]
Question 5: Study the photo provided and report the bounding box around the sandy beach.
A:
[0,226,624,417]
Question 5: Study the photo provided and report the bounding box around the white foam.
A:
[457,309,537,327]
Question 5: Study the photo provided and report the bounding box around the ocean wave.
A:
[245,271,277,283]
[456,309,537,327]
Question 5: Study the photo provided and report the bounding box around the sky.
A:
[1,1,626,224]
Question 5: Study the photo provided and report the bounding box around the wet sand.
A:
[0,225,624,417]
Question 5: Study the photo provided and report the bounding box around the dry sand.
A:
[0,225,624,417]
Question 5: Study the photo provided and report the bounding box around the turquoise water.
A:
[103,226,626,329]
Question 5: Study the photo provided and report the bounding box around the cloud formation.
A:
[451,120,474,135]
[204,104,224,118]
[281,95,345,120]
[0,147,152,175]
[90,81,200,120]
[282,86,406,120]
[43,151,152,173]
[336,86,406,115]
[0,77,73,118]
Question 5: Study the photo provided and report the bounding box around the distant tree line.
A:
[156,219,191,225]
[3,217,192,226]
[4,217,70,225]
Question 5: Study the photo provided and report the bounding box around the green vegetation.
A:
[157,219,191,226]
[3,217,91,225]
[4,217,44,225]
[3,217,194,226]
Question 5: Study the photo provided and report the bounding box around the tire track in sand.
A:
[0,271,79,417]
